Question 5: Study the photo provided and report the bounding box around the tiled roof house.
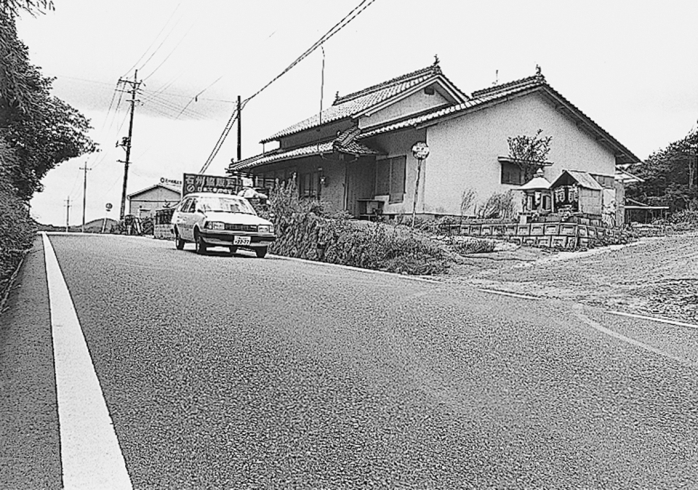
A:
[228,61,640,223]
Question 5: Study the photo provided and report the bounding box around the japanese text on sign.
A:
[182,173,241,197]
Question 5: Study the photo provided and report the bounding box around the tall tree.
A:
[1,1,96,200]
[626,129,698,212]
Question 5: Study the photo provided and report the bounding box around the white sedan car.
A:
[171,192,276,258]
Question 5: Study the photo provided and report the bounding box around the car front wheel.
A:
[255,247,268,258]
[175,228,185,250]
[195,231,207,255]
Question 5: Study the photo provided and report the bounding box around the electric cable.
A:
[141,20,196,82]
[199,0,378,173]
[123,3,182,77]
[172,75,223,120]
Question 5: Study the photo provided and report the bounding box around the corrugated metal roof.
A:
[565,170,604,190]
[127,183,181,199]
[550,170,603,190]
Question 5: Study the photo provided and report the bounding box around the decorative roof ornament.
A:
[535,64,545,82]
[434,54,440,66]
[334,91,340,102]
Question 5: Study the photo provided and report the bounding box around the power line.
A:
[123,3,182,77]
[172,75,224,120]
[199,0,378,173]
[141,21,196,82]
[141,95,206,120]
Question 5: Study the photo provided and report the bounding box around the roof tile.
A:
[260,64,445,143]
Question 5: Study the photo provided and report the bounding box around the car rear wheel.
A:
[255,247,268,258]
[175,228,185,250]
[195,231,207,255]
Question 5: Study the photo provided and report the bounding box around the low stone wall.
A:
[443,220,617,249]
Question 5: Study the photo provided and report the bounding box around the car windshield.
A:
[198,196,256,215]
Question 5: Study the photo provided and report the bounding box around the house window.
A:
[376,156,406,203]
[501,162,524,185]
[299,171,320,198]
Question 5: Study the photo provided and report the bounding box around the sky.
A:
[16,0,698,226]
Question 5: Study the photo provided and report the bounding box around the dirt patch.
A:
[437,233,698,323]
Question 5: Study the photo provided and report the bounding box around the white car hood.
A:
[204,212,272,226]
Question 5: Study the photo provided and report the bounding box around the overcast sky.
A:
[17,0,698,225]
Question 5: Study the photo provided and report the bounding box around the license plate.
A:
[233,235,251,246]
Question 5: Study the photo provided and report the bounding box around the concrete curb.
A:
[607,310,698,331]
[275,255,442,284]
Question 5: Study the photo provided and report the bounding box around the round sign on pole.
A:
[411,141,430,160]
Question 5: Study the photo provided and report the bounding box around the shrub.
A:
[477,191,516,219]
[0,180,36,299]
[263,181,449,275]
[450,238,496,254]
[667,210,698,230]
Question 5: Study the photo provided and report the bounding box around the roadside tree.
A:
[626,129,698,212]
[1,1,95,200]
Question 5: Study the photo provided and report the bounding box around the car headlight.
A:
[205,221,224,230]
[258,224,274,234]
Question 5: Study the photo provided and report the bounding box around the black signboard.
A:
[182,173,242,197]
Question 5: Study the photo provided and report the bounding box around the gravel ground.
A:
[440,232,698,323]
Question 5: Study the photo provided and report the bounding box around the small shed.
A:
[550,170,603,216]
[127,184,181,218]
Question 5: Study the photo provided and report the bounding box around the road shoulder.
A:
[0,235,62,489]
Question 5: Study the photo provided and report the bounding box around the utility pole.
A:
[237,95,242,163]
[80,164,91,233]
[118,70,140,220]
[64,197,71,233]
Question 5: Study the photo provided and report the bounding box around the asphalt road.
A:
[2,234,698,489]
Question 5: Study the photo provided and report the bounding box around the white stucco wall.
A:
[360,87,450,130]
[422,92,617,215]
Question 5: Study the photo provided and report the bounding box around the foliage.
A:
[626,130,698,213]
[262,181,450,275]
[477,191,516,219]
[1,6,96,200]
[507,129,553,182]
[658,210,698,232]
[1,0,54,16]
[0,174,35,300]
[450,238,496,254]
[460,188,476,217]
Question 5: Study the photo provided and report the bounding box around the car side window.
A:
[178,198,191,212]
[185,199,196,213]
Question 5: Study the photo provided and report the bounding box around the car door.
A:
[172,197,190,239]
[183,198,200,241]
[177,197,197,241]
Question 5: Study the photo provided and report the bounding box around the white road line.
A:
[607,310,698,330]
[43,233,132,489]
[573,307,698,369]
